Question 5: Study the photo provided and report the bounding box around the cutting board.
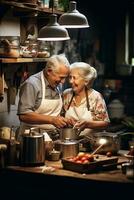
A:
[62,154,119,173]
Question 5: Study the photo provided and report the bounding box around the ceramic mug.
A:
[0,127,11,140]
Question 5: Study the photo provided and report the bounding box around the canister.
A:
[20,132,45,166]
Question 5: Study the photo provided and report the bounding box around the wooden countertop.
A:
[0,156,133,199]
[4,156,134,184]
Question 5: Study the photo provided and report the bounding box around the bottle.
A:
[9,127,17,165]
[0,144,7,168]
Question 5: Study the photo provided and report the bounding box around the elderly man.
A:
[17,54,70,136]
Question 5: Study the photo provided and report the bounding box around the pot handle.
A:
[77,135,96,144]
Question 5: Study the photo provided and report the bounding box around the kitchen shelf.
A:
[0,1,64,16]
[0,57,48,63]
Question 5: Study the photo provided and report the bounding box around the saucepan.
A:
[55,127,82,158]
[54,138,80,158]
[59,127,81,141]
[90,131,122,155]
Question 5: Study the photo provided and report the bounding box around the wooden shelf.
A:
[0,1,64,16]
[0,57,48,63]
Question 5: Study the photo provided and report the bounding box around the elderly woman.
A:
[63,62,110,136]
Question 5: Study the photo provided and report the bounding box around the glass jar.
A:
[0,36,20,58]
[37,41,50,58]
[21,40,38,58]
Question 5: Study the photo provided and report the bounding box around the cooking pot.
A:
[55,138,79,158]
[47,149,61,161]
[59,127,80,140]
[20,131,45,166]
[91,131,121,155]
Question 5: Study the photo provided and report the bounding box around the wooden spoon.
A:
[91,143,105,156]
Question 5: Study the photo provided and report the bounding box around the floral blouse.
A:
[63,88,110,122]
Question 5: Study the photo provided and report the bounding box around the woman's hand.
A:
[74,120,89,132]
[66,117,77,127]
[74,120,109,131]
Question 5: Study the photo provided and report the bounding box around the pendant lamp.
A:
[38,14,70,41]
[58,1,89,28]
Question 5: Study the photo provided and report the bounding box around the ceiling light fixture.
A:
[58,1,89,28]
[38,1,70,41]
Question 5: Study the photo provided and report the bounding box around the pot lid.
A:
[60,138,78,145]
[94,131,119,137]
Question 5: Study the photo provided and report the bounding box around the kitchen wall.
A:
[0,10,20,36]
[0,10,20,127]
[0,63,38,127]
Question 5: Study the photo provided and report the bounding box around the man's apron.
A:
[19,71,62,135]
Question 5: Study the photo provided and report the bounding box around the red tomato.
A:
[86,154,94,162]
[82,159,89,164]
[76,160,82,164]
[72,156,79,162]
[106,151,112,157]
[81,156,88,162]
[77,152,86,159]
[68,158,74,162]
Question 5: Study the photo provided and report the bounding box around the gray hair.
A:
[70,62,97,86]
[45,54,70,72]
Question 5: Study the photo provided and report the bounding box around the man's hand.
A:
[52,116,68,128]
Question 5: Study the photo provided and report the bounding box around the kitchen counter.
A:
[3,157,133,183]
[0,156,133,200]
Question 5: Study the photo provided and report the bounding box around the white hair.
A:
[45,54,70,72]
[70,62,97,85]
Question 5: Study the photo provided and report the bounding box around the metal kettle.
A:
[20,130,45,166]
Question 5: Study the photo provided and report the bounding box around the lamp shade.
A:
[38,14,70,41]
[58,1,89,28]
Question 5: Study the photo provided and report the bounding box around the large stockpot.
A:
[20,131,45,166]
